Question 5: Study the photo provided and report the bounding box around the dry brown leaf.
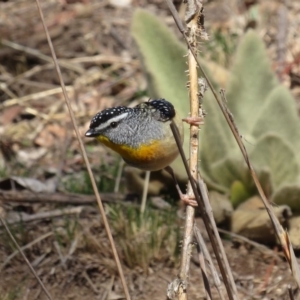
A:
[46,123,66,138]
[0,106,23,125]
[34,127,54,147]
[231,196,292,244]
[34,123,66,147]
[0,176,55,193]
[17,147,47,167]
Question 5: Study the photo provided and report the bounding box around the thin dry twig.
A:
[166,1,238,299]
[0,216,53,300]
[217,228,283,260]
[0,231,53,273]
[176,1,202,299]
[0,190,124,205]
[2,206,83,225]
[53,240,67,270]
[0,86,74,109]
[171,120,237,300]
[82,271,101,294]
[140,170,150,214]
[34,1,131,299]
[114,160,125,193]
[65,54,135,65]
[194,225,225,300]
[199,179,238,296]
[193,228,212,300]
[1,39,84,73]
[166,0,300,289]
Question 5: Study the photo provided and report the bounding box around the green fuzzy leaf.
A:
[131,9,188,114]
[272,185,300,213]
[226,30,278,133]
[250,134,299,189]
[252,85,300,156]
[209,155,249,191]
[131,9,220,179]
[131,9,189,178]
[200,91,236,172]
[131,11,300,208]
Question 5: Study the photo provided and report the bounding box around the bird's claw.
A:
[182,116,204,126]
[179,193,198,207]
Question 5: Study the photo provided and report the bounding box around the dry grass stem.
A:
[82,271,101,295]
[217,228,283,260]
[34,0,131,298]
[3,206,83,225]
[166,1,238,299]
[0,190,124,205]
[114,160,125,193]
[171,120,238,300]
[176,1,201,298]
[166,0,300,290]
[65,54,135,65]
[194,226,225,300]
[199,179,238,296]
[194,228,212,300]
[0,86,74,109]
[1,39,84,73]
[140,170,150,214]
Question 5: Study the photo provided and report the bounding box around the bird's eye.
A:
[110,122,118,128]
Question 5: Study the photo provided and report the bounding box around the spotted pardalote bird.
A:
[85,99,184,172]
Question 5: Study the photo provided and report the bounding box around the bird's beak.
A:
[85,128,98,137]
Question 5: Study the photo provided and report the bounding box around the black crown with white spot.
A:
[89,106,130,129]
[147,98,175,121]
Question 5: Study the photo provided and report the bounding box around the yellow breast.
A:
[97,135,179,171]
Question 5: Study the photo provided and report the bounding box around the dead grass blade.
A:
[176,1,204,298]
[166,1,238,299]
[34,1,131,299]
[194,225,226,300]
[0,231,53,273]
[2,206,83,225]
[0,216,53,300]
[194,228,213,300]
[171,121,238,300]
[0,86,74,109]
[140,170,150,214]
[1,39,84,73]
[178,21,198,300]
[198,179,238,296]
[166,0,300,289]
[0,190,124,205]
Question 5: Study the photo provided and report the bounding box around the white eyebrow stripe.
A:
[94,112,129,131]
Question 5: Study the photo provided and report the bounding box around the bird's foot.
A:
[182,116,204,126]
[178,191,198,207]
[164,166,198,207]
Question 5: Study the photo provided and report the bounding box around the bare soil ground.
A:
[1,0,300,299]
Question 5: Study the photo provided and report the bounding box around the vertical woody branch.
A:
[178,1,206,299]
